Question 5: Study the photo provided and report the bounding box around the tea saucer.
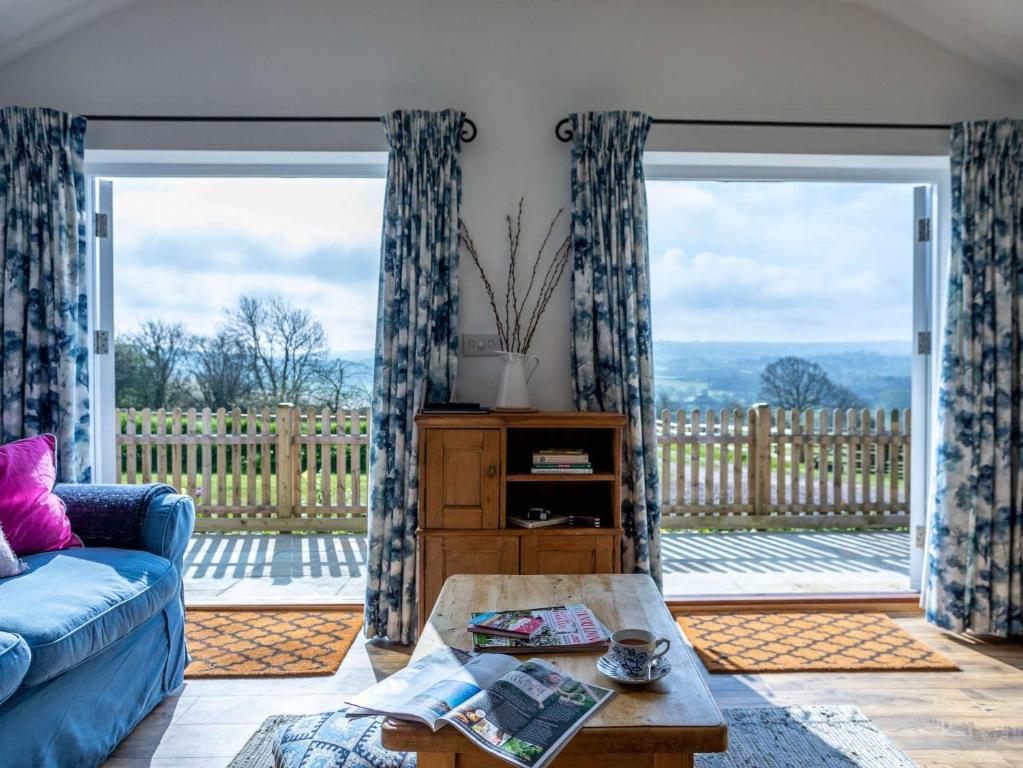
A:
[596,653,672,685]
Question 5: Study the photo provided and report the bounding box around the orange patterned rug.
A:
[676,612,958,673]
[185,608,363,678]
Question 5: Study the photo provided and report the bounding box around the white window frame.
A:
[83,150,388,483]
[644,152,951,592]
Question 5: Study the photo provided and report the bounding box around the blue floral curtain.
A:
[569,111,661,587]
[926,119,1022,637]
[0,107,90,483]
[366,110,463,642]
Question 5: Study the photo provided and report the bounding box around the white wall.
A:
[1,0,1021,408]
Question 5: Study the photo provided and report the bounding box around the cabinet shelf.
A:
[506,473,616,482]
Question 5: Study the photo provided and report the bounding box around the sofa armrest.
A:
[139,493,196,570]
[52,484,196,567]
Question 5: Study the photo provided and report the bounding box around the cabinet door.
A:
[519,534,616,575]
[419,533,519,628]
[423,429,501,529]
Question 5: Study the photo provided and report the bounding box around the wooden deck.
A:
[102,609,1023,767]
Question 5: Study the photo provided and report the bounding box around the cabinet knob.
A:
[487,464,498,478]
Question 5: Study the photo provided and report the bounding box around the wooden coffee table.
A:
[380,574,727,768]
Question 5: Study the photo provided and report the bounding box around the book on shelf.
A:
[531,462,593,469]
[530,466,594,474]
[470,604,611,654]
[508,514,570,529]
[533,450,589,465]
[468,609,546,639]
[568,515,602,528]
[345,647,613,768]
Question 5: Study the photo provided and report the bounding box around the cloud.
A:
[113,178,385,257]
[116,266,378,352]
[111,178,383,352]
[647,180,916,342]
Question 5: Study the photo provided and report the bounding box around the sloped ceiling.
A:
[0,0,139,68]
[835,0,1023,84]
[1,0,1022,84]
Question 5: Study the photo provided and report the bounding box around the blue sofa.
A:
[0,484,195,768]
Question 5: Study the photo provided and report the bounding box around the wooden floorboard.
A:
[102,610,1022,767]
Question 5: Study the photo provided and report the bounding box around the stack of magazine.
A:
[468,604,611,653]
[346,648,613,768]
[531,449,593,474]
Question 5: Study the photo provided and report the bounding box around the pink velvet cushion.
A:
[0,435,77,555]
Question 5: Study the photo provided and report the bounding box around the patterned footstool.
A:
[272,709,415,768]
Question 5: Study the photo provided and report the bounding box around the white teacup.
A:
[609,628,671,679]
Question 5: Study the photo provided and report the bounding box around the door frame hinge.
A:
[917,330,932,355]
[94,330,111,355]
[917,217,931,243]
[94,212,109,239]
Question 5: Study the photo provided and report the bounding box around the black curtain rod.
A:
[83,114,478,142]
[554,116,950,142]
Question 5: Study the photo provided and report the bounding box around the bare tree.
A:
[227,296,327,405]
[825,383,868,411]
[192,330,254,408]
[760,356,869,412]
[311,357,371,410]
[119,320,192,407]
[759,356,834,410]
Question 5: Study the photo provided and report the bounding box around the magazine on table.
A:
[346,647,613,768]
[471,604,611,653]
[443,657,612,768]
[469,609,546,639]
[344,647,504,730]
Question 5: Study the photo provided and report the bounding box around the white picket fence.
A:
[115,402,908,532]
[114,405,370,532]
[657,404,910,529]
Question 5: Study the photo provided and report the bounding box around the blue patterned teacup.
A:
[609,629,671,679]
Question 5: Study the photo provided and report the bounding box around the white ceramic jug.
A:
[495,352,540,409]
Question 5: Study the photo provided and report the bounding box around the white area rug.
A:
[230,705,916,767]
[697,706,916,767]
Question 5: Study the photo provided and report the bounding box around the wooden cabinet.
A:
[423,428,501,529]
[520,533,617,575]
[415,411,626,634]
[419,533,519,625]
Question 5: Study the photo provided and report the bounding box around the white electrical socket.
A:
[463,334,501,356]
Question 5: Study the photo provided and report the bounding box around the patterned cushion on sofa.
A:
[272,710,415,768]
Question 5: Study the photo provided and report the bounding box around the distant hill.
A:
[339,341,911,412]
[653,340,911,412]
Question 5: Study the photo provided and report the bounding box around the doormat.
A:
[186,608,363,678]
[676,611,958,673]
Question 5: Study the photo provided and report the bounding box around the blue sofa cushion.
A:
[0,630,30,705]
[0,548,178,687]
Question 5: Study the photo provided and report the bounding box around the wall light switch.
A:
[463,334,501,356]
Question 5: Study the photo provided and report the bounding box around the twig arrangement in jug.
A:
[459,198,571,354]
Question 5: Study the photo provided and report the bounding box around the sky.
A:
[112,177,385,354]
[111,177,916,350]
[647,180,916,343]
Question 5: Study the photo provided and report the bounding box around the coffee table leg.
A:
[417,753,456,768]
[654,753,695,768]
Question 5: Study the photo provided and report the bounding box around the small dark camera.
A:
[525,507,550,521]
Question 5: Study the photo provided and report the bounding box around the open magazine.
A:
[345,648,613,768]
[472,604,611,653]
